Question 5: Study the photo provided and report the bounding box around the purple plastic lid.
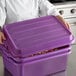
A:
[3,16,73,57]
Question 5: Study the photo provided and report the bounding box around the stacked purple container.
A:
[0,16,74,76]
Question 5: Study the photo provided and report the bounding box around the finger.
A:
[67,23,70,29]
[2,33,6,40]
[0,41,3,44]
[0,36,3,44]
[67,24,69,29]
[64,22,69,29]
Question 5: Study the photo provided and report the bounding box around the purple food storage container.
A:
[3,15,74,58]
[4,66,67,76]
[0,15,74,76]
[1,45,70,76]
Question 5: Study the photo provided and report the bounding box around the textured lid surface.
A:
[3,16,72,57]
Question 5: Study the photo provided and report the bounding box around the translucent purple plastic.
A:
[0,16,74,76]
[3,16,73,58]
[2,46,69,76]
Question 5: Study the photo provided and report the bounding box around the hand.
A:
[66,22,70,29]
[0,31,6,44]
[56,15,70,29]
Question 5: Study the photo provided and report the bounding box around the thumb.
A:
[2,33,6,40]
[0,36,3,44]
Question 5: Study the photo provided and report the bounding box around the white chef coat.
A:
[0,0,59,27]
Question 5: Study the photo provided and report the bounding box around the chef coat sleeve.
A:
[0,0,6,28]
[39,0,59,17]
